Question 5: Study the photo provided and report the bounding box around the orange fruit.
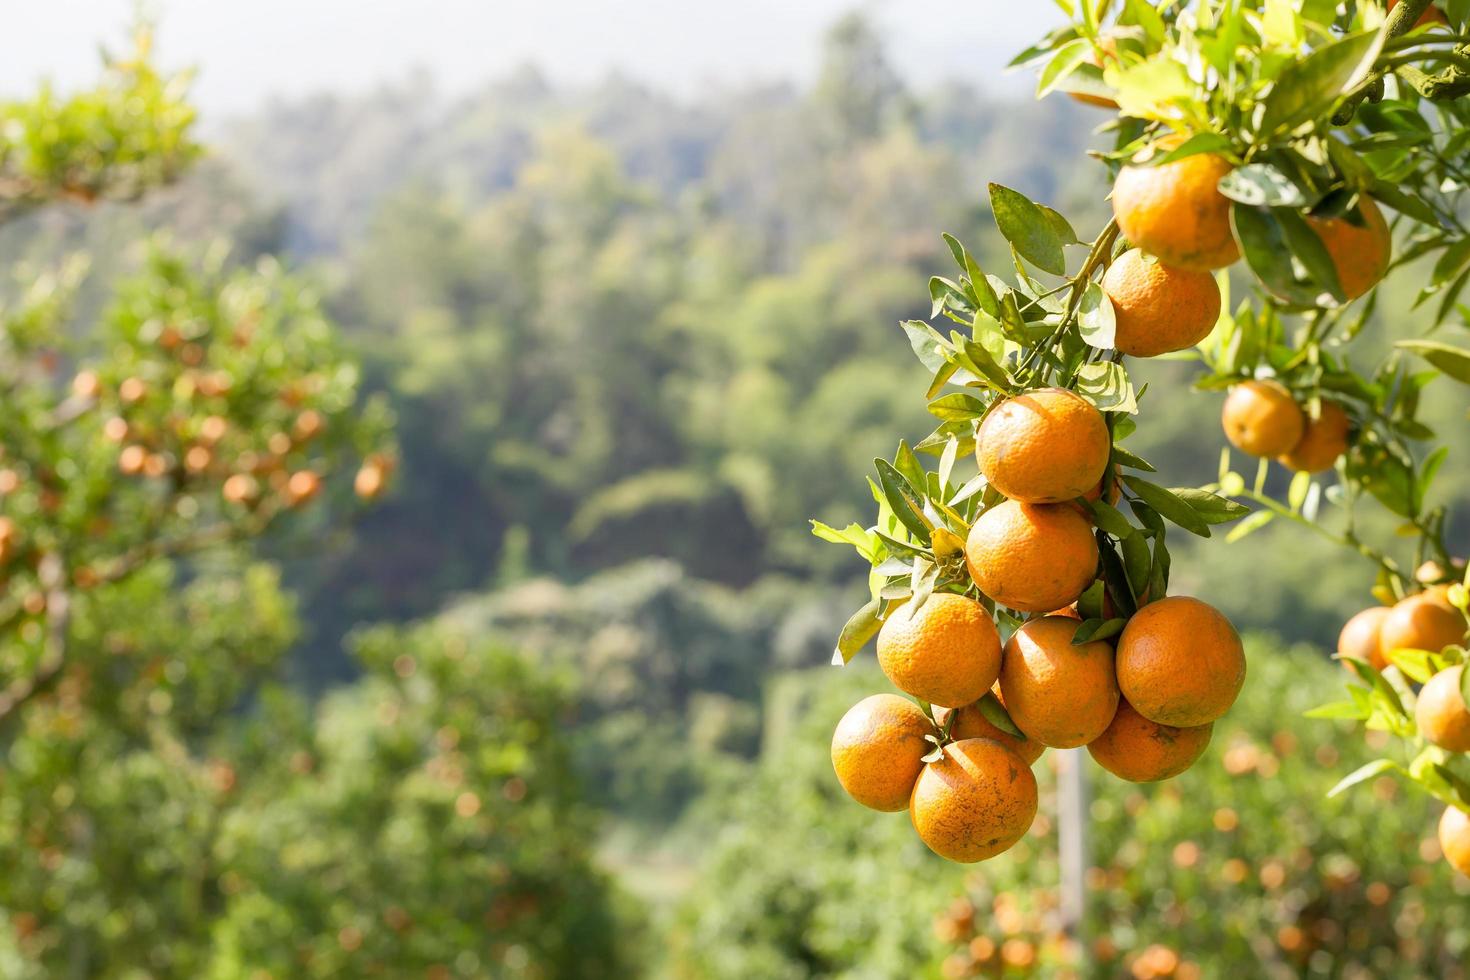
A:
[909,738,1038,862]
[933,688,1045,765]
[1116,596,1245,727]
[1306,198,1391,301]
[1379,590,1465,659]
[998,615,1119,748]
[1221,380,1305,457]
[965,501,1099,613]
[1440,806,1470,876]
[1100,249,1221,357]
[286,470,322,506]
[1087,698,1213,781]
[1279,401,1350,473]
[831,694,934,811]
[1389,0,1449,27]
[1112,145,1240,271]
[1416,665,1470,752]
[1338,606,1392,672]
[876,593,1002,708]
[976,388,1111,504]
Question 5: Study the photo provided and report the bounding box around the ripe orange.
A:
[909,738,1038,862]
[831,694,933,811]
[1221,380,1305,457]
[876,593,1002,708]
[1116,596,1245,727]
[1306,198,1391,301]
[1279,401,1350,473]
[1087,699,1213,781]
[965,501,1099,613]
[1416,665,1470,751]
[1338,606,1392,671]
[933,688,1045,765]
[1379,590,1466,660]
[1389,0,1449,27]
[998,615,1119,748]
[976,388,1110,504]
[1440,806,1470,877]
[1112,145,1240,271]
[1100,249,1220,357]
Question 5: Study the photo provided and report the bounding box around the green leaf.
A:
[1074,362,1138,413]
[1288,470,1312,512]
[1110,445,1155,472]
[927,392,988,422]
[832,598,882,665]
[1385,647,1439,685]
[1170,487,1251,525]
[1122,476,1211,537]
[875,459,934,546]
[1087,499,1136,539]
[1078,281,1116,349]
[989,183,1067,276]
[930,276,973,318]
[1397,340,1470,384]
[901,320,953,372]
[942,233,1001,317]
[1304,700,1370,720]
[976,691,1025,738]
[1258,30,1384,138]
[1217,163,1307,208]
[810,521,882,563]
[1461,662,1470,712]
[1326,758,1399,798]
[1036,38,1093,97]
[1072,617,1126,644]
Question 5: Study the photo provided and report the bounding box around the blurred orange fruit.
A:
[1416,665,1470,751]
[1221,380,1304,457]
[1439,805,1470,876]
[1379,590,1465,660]
[1279,400,1350,473]
[1338,605,1391,671]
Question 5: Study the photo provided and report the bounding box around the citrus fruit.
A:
[1100,249,1221,357]
[909,738,1038,863]
[1306,198,1391,301]
[1068,33,1120,109]
[1087,698,1213,781]
[1338,605,1392,671]
[1440,805,1470,876]
[1221,380,1305,457]
[1116,596,1246,727]
[1416,665,1470,752]
[831,694,934,811]
[976,388,1111,504]
[1379,590,1466,661]
[933,688,1045,764]
[998,615,1119,748]
[1112,145,1240,271]
[965,501,1099,613]
[877,593,1003,708]
[1279,400,1350,473]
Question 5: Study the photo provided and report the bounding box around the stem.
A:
[1239,488,1403,581]
[1015,219,1121,385]
[1333,0,1440,124]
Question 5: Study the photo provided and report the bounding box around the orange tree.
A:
[1011,0,1470,881]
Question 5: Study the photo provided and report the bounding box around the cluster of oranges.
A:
[832,389,1245,862]
[1220,380,1353,474]
[1336,574,1470,877]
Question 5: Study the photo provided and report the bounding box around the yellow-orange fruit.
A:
[965,501,1099,614]
[1113,148,1240,271]
[1307,198,1391,302]
[976,388,1111,504]
[998,616,1119,748]
[1440,806,1470,877]
[1087,699,1213,781]
[1221,380,1305,457]
[909,738,1038,863]
[1416,665,1470,752]
[831,694,933,812]
[1100,250,1221,357]
[1279,401,1350,473]
[1339,606,1392,672]
[877,593,1002,709]
[1116,596,1245,727]
[286,470,322,506]
[1379,591,1466,659]
[934,688,1046,765]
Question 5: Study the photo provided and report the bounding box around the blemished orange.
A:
[965,501,1099,614]
[1116,596,1246,727]
[830,694,934,812]
[976,388,1111,504]
[1440,806,1470,877]
[1100,249,1221,357]
[1279,401,1350,473]
[909,738,1038,863]
[1307,198,1391,301]
[1338,605,1392,671]
[933,688,1045,765]
[1087,699,1213,781]
[876,593,1002,709]
[1112,147,1240,271]
[998,616,1119,748]
[1378,590,1466,660]
[1221,380,1305,457]
[1416,665,1470,752]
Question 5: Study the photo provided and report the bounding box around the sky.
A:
[0,1,1062,115]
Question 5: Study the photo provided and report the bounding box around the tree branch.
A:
[1332,0,1439,125]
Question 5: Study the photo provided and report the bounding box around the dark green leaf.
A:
[1258,31,1384,137]
[1123,476,1211,537]
[1397,340,1470,384]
